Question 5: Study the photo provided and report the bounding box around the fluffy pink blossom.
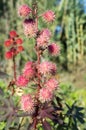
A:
[50,63,57,75]
[24,61,33,70]
[18,5,32,17]
[21,94,34,113]
[16,75,29,87]
[38,61,57,75]
[39,88,53,103]
[48,43,60,56]
[45,78,59,92]
[23,19,37,37]
[41,29,51,38]
[37,29,51,48]
[42,10,55,22]
[23,61,35,79]
[23,68,35,79]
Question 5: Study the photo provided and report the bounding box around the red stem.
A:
[32,0,42,129]
[13,56,16,81]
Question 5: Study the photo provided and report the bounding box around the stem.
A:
[13,56,16,81]
[37,48,41,89]
[32,1,42,129]
[32,0,41,91]
[67,116,72,130]
[7,56,16,95]
[18,117,24,130]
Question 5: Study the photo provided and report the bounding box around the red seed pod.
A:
[10,47,17,56]
[16,38,23,44]
[4,39,12,47]
[17,46,24,53]
[9,30,17,38]
[5,51,13,59]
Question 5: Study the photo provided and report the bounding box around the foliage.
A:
[0,80,85,130]
[54,0,86,69]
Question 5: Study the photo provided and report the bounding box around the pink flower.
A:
[39,88,53,103]
[37,29,51,48]
[23,19,37,37]
[23,61,33,70]
[45,78,59,92]
[16,75,29,87]
[18,5,32,17]
[21,94,34,113]
[38,61,57,75]
[41,29,51,38]
[48,43,60,56]
[42,10,55,22]
[22,61,35,79]
[23,68,35,79]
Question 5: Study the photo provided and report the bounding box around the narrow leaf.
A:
[42,120,52,130]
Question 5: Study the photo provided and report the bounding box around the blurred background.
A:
[0,0,86,128]
[0,0,86,87]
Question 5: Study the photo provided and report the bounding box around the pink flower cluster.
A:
[13,4,61,111]
[21,94,34,113]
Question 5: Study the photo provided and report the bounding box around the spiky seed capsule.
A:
[39,88,53,103]
[16,75,29,87]
[21,94,34,113]
[18,5,32,17]
[48,43,60,56]
[42,10,55,23]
